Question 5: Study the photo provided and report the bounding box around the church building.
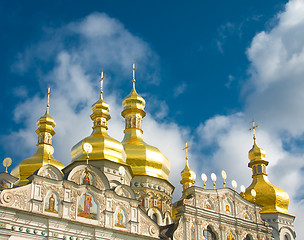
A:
[0,63,296,239]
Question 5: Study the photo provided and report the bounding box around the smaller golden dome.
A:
[12,88,64,185]
[244,123,290,215]
[71,71,125,164]
[180,142,196,193]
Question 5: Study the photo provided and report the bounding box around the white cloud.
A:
[173,83,187,97]
[196,0,304,237]
[3,1,304,238]
[3,12,189,201]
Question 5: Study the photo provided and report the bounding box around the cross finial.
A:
[249,120,258,140]
[99,70,105,99]
[182,141,191,161]
[132,59,136,86]
[46,87,52,113]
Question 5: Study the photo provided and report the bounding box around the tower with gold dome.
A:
[120,61,174,226]
[65,71,133,187]
[11,88,64,186]
[244,121,296,240]
[180,142,196,194]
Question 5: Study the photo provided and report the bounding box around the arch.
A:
[43,190,60,215]
[114,184,136,199]
[242,234,253,240]
[284,233,291,240]
[164,211,172,225]
[279,226,296,239]
[36,164,63,181]
[77,192,99,220]
[66,165,110,190]
[147,207,163,225]
[203,225,217,240]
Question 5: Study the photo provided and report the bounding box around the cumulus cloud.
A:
[2,12,189,202]
[2,12,180,161]
[196,0,304,237]
[2,1,304,237]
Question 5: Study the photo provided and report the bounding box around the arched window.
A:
[243,234,252,240]
[203,226,216,240]
[152,213,157,223]
[284,234,291,240]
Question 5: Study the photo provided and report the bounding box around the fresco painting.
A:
[44,192,59,213]
[114,208,128,228]
[77,193,97,220]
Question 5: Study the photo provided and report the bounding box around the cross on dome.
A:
[183,141,191,161]
[249,120,258,140]
[99,70,105,98]
[132,59,136,85]
[46,87,52,113]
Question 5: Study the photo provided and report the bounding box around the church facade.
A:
[0,64,296,239]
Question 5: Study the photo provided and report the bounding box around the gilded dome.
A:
[244,139,290,215]
[121,63,170,180]
[71,74,125,164]
[180,159,196,193]
[12,91,64,185]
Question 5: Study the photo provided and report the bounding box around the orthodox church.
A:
[0,63,296,240]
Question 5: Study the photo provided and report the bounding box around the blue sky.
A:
[1,0,304,236]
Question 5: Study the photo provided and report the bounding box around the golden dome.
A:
[71,72,125,163]
[244,125,290,215]
[180,144,196,193]
[12,88,64,185]
[180,142,196,192]
[121,62,170,180]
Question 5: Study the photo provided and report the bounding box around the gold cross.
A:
[131,59,136,83]
[182,141,191,160]
[46,87,52,108]
[249,120,258,140]
[98,70,105,96]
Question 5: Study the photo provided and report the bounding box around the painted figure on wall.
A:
[49,194,55,212]
[191,224,196,240]
[44,192,58,213]
[225,200,231,214]
[227,232,235,240]
[205,201,212,210]
[77,193,97,220]
[83,171,91,185]
[84,194,92,214]
[114,208,127,228]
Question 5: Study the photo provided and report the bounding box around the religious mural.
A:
[227,232,235,240]
[205,200,214,210]
[77,193,98,220]
[82,171,94,185]
[114,208,128,228]
[44,192,59,214]
[44,170,56,180]
[244,211,252,221]
[225,200,231,214]
[191,223,196,240]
